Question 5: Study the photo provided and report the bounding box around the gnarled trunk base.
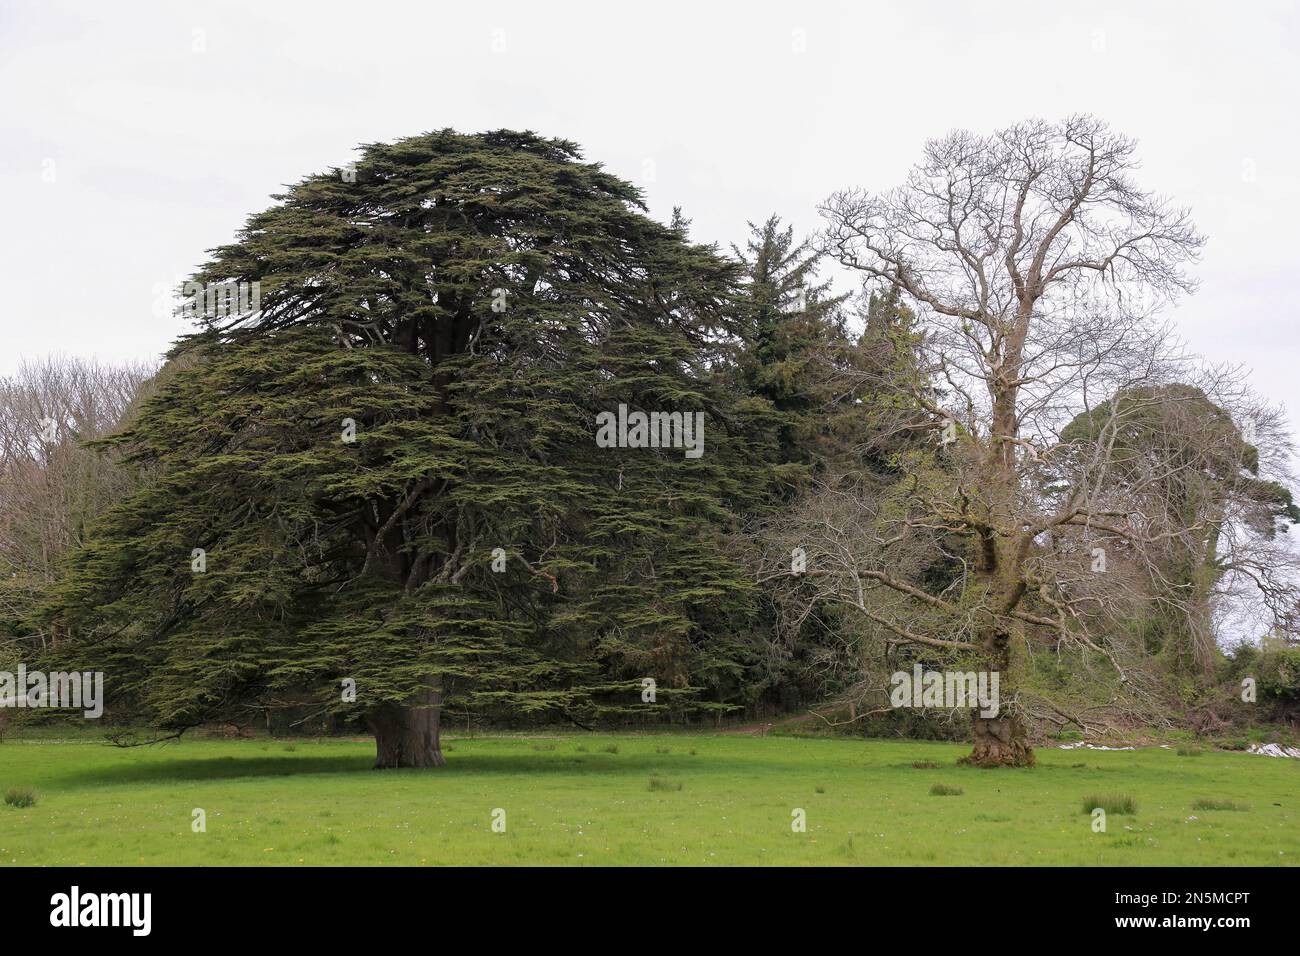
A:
[961,713,1035,767]
[367,684,444,769]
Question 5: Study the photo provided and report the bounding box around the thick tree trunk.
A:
[965,711,1035,767]
[367,681,445,769]
[961,622,1035,768]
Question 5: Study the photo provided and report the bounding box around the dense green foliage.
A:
[45,130,793,734]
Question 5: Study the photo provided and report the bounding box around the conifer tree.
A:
[46,130,775,766]
[732,216,849,482]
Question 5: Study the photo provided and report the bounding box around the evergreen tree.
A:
[45,130,776,766]
[1060,383,1300,681]
[733,216,849,483]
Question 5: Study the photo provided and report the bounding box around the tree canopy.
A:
[47,129,780,765]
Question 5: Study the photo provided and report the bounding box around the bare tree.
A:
[784,116,1210,765]
[0,355,156,654]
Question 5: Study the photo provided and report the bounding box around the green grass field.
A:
[1,733,1296,865]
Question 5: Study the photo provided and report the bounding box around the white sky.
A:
[3,0,1298,457]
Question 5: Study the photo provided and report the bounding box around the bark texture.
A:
[965,712,1035,767]
[962,625,1035,767]
[368,682,444,769]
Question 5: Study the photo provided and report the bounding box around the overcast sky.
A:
[3,0,1298,451]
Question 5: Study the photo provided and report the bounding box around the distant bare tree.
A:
[0,355,156,654]
[771,116,1213,765]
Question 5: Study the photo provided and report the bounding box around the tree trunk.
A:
[961,623,1035,767]
[965,711,1035,767]
[367,681,445,769]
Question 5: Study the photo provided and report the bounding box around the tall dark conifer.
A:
[733,216,850,484]
[46,130,776,766]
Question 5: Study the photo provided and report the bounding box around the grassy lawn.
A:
[0,733,1296,865]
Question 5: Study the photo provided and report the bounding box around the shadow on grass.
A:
[50,750,739,787]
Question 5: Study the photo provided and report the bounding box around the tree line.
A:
[2,119,1297,767]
